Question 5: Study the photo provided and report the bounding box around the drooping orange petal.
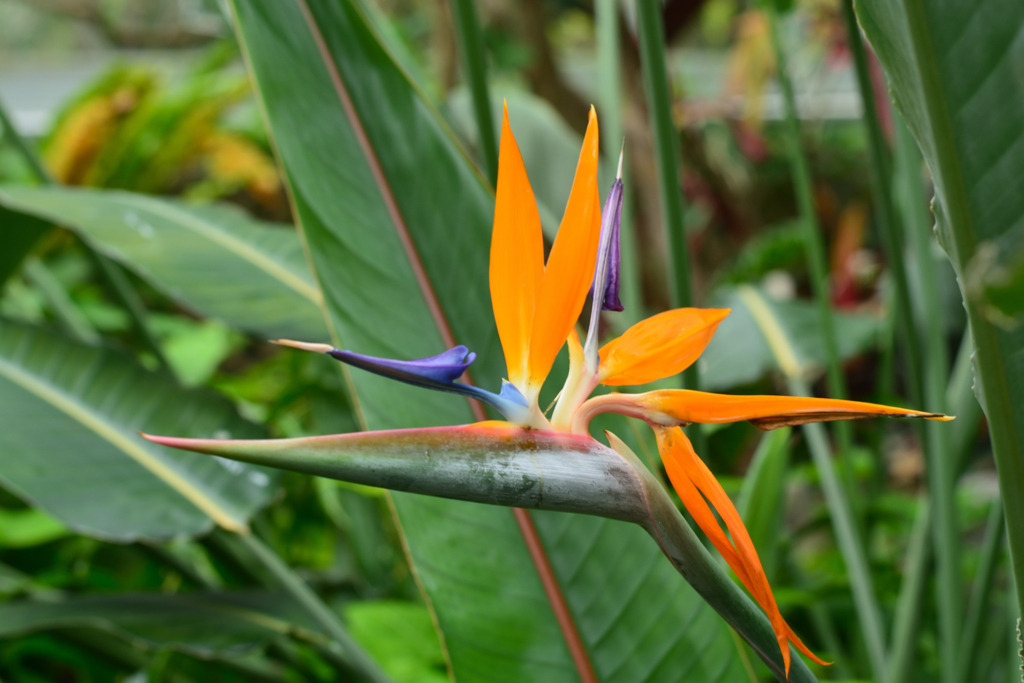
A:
[785,623,832,667]
[643,390,953,429]
[491,102,545,389]
[597,309,730,386]
[655,426,792,674]
[527,107,601,391]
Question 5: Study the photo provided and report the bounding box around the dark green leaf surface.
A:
[229,1,772,679]
[0,186,325,341]
[0,205,49,287]
[0,319,275,541]
[0,592,313,655]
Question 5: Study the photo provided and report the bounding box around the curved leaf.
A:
[0,206,49,287]
[0,318,275,541]
[147,426,821,682]
[0,185,325,341]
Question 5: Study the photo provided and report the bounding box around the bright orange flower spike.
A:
[655,426,830,674]
[527,107,601,393]
[598,308,729,386]
[640,390,952,430]
[490,102,545,390]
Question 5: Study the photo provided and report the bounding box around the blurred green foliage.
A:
[0,0,1014,681]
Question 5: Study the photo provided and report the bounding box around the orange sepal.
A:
[655,426,795,673]
[643,390,953,429]
[598,308,730,386]
[490,102,545,389]
[527,107,601,390]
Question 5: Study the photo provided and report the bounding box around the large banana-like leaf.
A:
[855,0,1024,624]
[0,319,275,541]
[0,186,325,341]
[146,426,819,682]
[228,0,787,680]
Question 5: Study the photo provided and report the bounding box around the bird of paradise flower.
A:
[146,104,950,677]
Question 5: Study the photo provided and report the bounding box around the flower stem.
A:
[764,6,851,454]
[450,0,498,184]
[635,0,704,454]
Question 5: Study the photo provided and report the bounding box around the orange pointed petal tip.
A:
[641,390,953,429]
[526,106,601,390]
[491,102,545,390]
[653,426,797,673]
[597,308,730,386]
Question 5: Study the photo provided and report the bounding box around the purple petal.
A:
[601,190,623,312]
[592,178,624,312]
[328,346,475,387]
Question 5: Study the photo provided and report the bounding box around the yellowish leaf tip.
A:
[271,339,334,354]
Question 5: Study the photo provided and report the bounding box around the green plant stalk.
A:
[957,498,1006,683]
[885,498,931,683]
[949,330,983,474]
[895,111,961,678]
[232,531,393,683]
[450,0,498,184]
[596,0,642,325]
[797,404,887,681]
[887,328,982,683]
[898,0,1024,633]
[22,256,101,345]
[86,247,171,369]
[839,0,924,405]
[0,96,168,368]
[635,0,704,453]
[764,7,852,458]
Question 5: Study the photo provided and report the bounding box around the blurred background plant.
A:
[0,0,1018,681]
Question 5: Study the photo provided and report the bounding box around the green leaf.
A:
[0,186,325,341]
[227,0,796,681]
[0,205,49,287]
[966,224,1024,326]
[0,318,276,541]
[0,508,69,548]
[145,426,819,682]
[344,601,449,683]
[856,0,1024,633]
[736,428,792,581]
[0,592,316,656]
[699,286,882,390]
